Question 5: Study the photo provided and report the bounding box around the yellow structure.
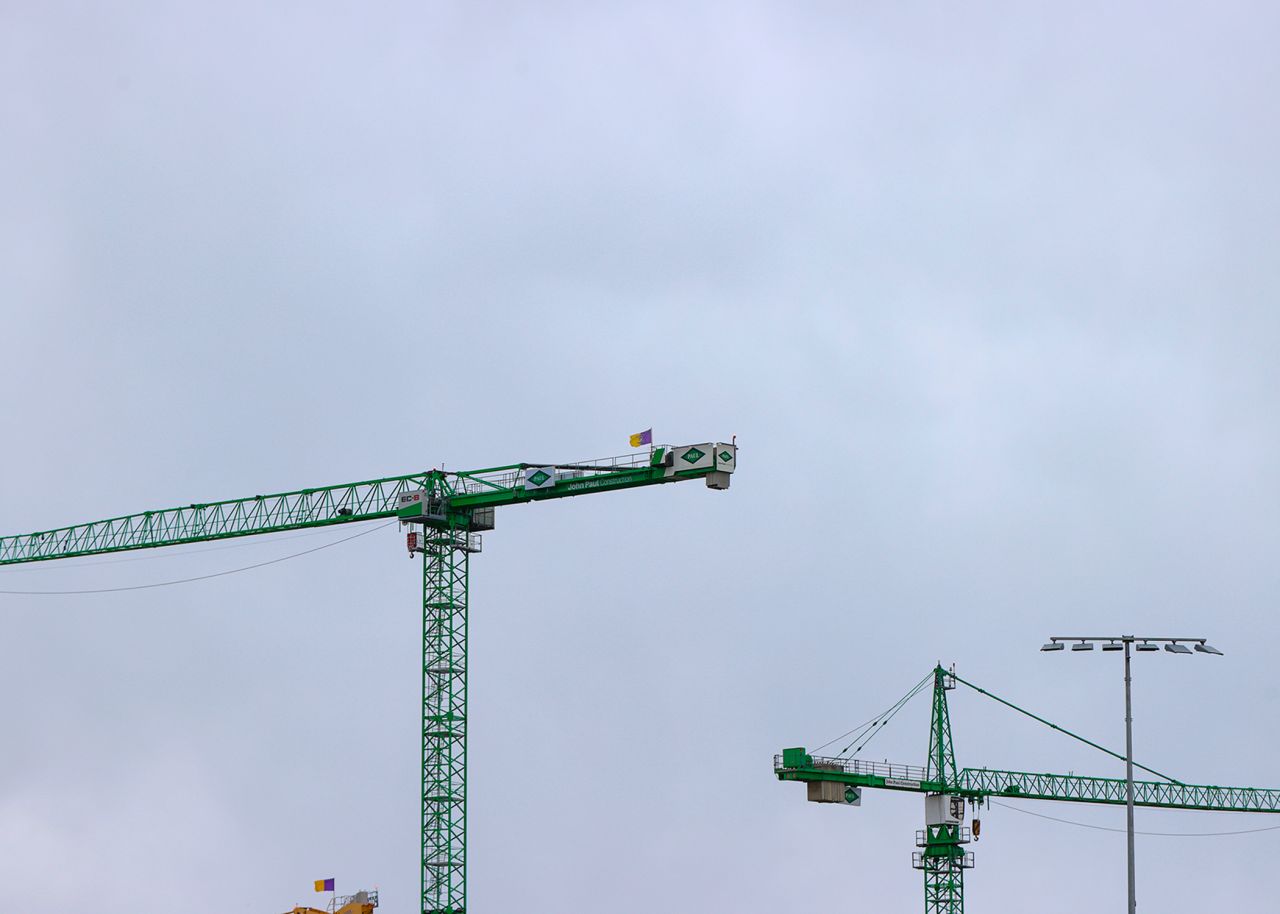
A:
[282,889,377,914]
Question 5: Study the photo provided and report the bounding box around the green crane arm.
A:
[774,753,1280,814]
[0,472,430,564]
[957,767,1280,813]
[0,442,736,564]
[412,442,735,516]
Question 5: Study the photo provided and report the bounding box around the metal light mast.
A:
[1041,635,1223,914]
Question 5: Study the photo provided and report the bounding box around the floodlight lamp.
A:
[1071,641,1094,651]
[1101,641,1123,651]
[1165,642,1193,655]
[1195,642,1224,656]
[1041,641,1064,652]
[1135,642,1158,652]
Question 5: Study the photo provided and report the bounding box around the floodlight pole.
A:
[1123,637,1135,914]
[1042,634,1220,914]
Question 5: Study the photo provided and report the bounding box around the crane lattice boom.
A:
[776,754,1280,814]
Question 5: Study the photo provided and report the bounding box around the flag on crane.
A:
[629,428,652,447]
[314,878,335,892]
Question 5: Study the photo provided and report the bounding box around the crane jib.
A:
[0,443,738,563]
[775,755,1280,814]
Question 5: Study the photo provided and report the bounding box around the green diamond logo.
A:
[681,447,706,464]
[719,450,733,462]
[844,788,858,804]
[528,470,551,486]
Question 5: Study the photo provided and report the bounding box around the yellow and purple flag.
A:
[629,428,652,447]
[314,878,335,892]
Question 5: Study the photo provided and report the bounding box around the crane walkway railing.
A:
[775,755,1280,812]
[774,755,930,785]
[327,889,378,911]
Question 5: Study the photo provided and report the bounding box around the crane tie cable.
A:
[841,673,934,758]
[0,521,396,595]
[811,671,933,756]
[0,524,374,572]
[952,672,1182,785]
[991,800,1280,837]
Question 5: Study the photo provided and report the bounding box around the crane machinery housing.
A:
[285,889,379,914]
[0,439,737,914]
[776,664,1280,913]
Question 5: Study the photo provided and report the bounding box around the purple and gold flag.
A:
[629,428,652,447]
[314,878,335,892]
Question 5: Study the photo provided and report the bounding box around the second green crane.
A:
[777,664,1280,913]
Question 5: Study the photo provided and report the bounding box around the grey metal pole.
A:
[1124,637,1136,914]
[1043,634,1220,911]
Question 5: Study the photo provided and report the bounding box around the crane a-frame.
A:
[0,440,737,914]
[777,664,1280,913]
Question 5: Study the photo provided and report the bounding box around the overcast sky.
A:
[2,2,1279,912]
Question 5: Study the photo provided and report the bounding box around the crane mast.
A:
[919,667,966,914]
[777,665,1280,913]
[1,440,737,914]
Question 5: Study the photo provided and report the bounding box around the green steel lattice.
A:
[421,522,469,914]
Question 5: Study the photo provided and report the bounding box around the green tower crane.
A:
[0,439,737,914]
[776,664,1280,913]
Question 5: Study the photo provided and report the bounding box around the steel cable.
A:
[0,521,396,595]
[991,799,1280,837]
